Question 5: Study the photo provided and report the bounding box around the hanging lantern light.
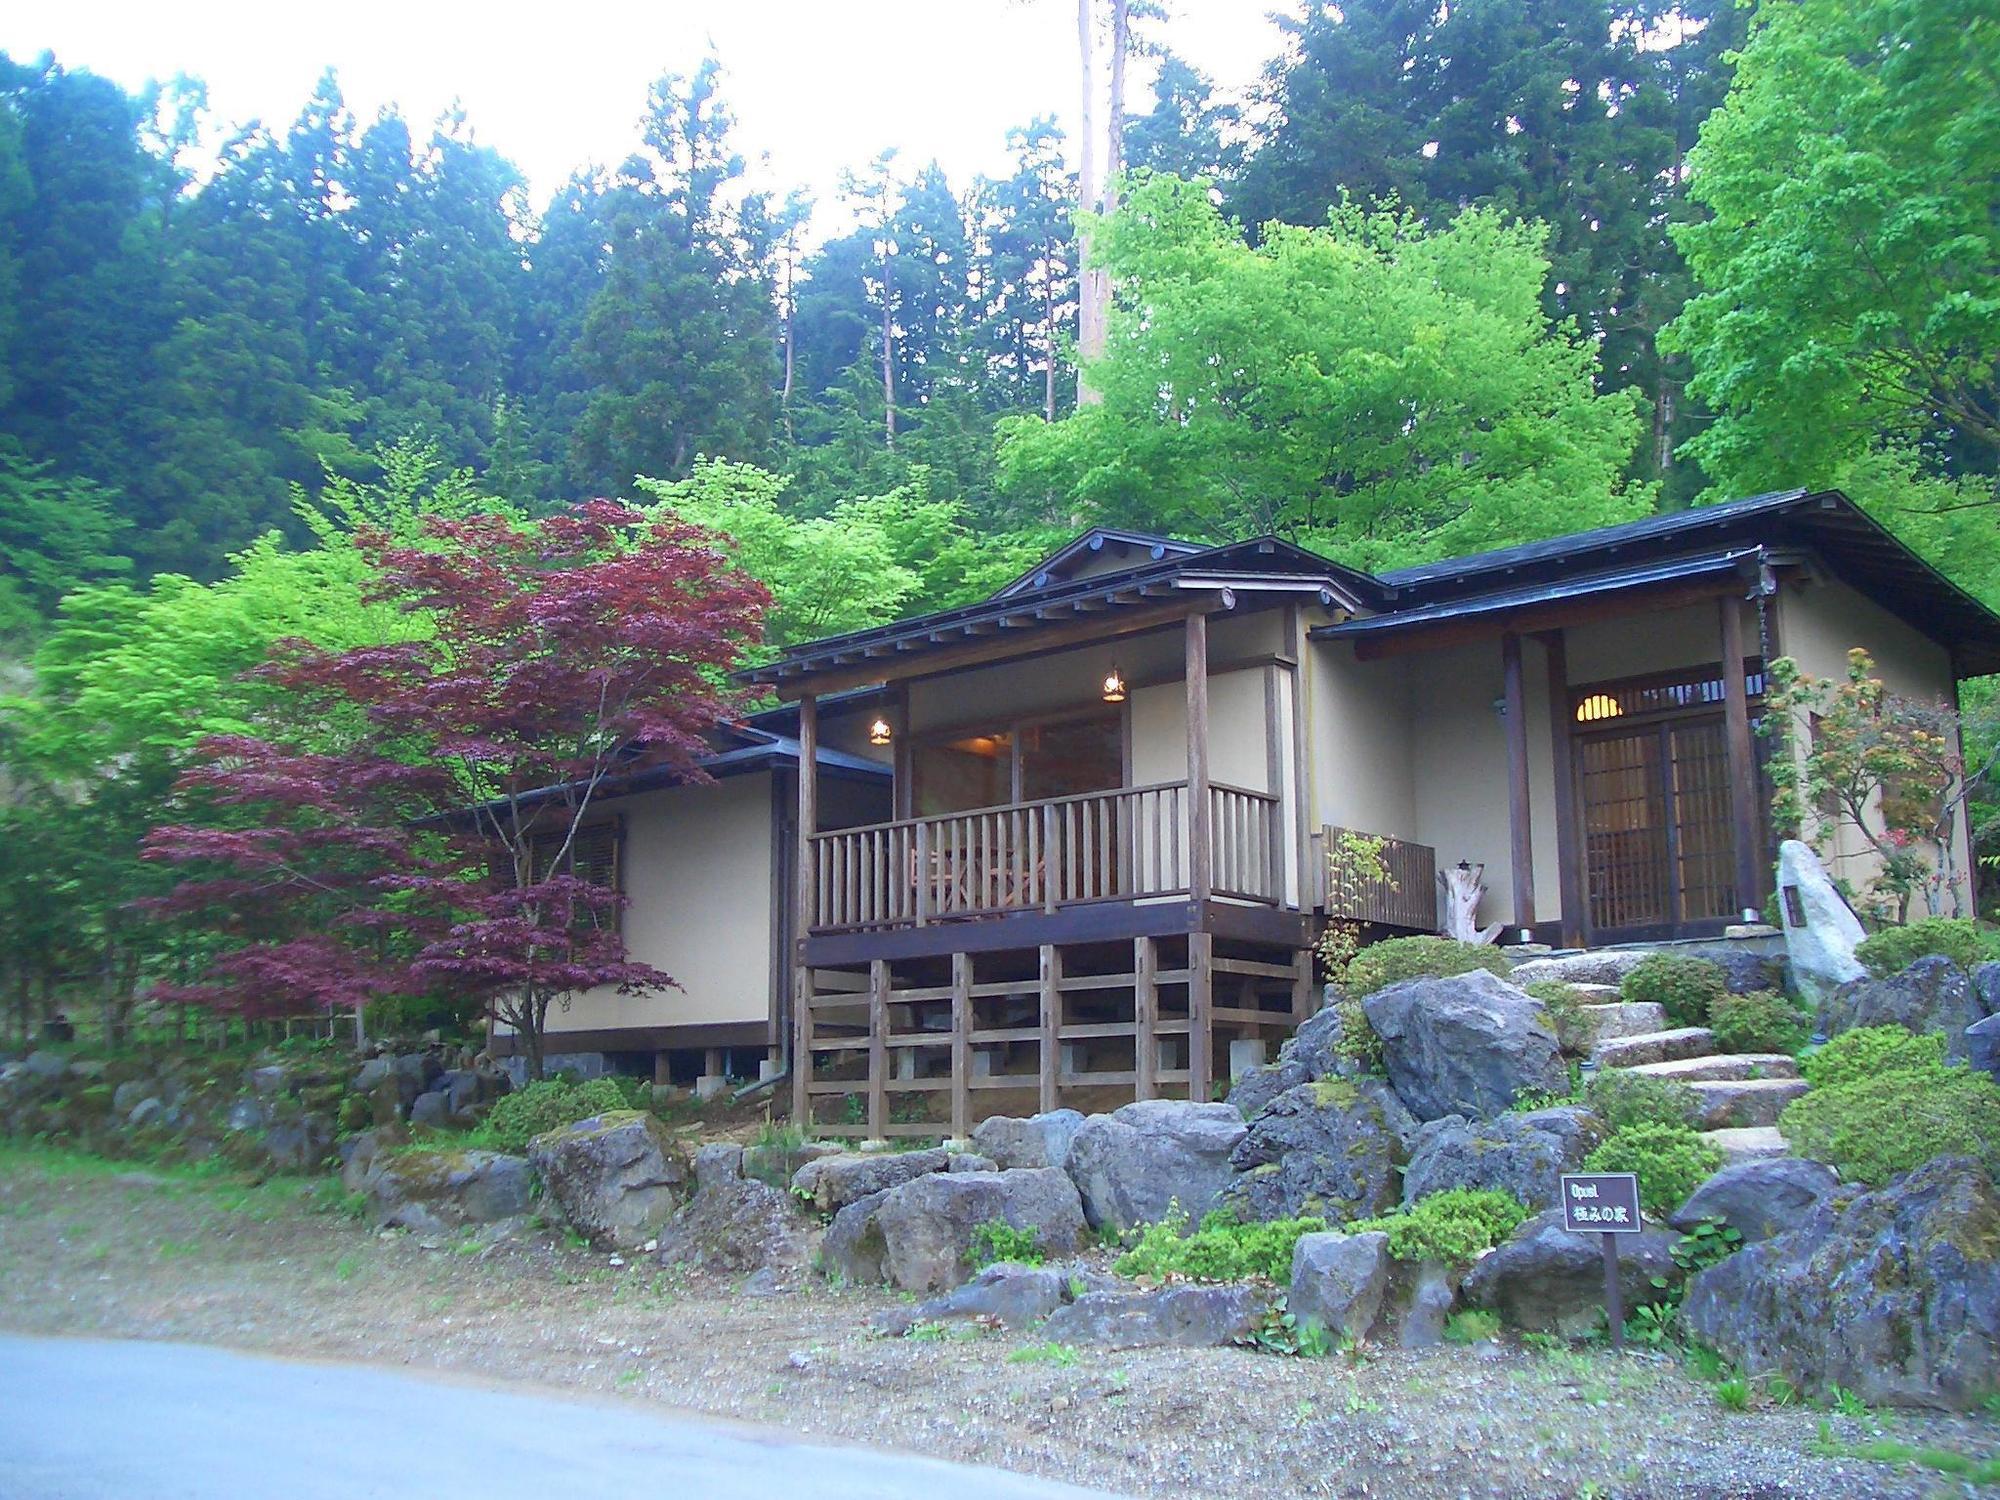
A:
[1101,666,1127,704]
[868,716,893,746]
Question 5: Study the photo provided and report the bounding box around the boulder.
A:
[111,1080,154,1116]
[1039,1283,1273,1349]
[655,1145,817,1280]
[1776,840,1868,1006]
[791,1147,950,1213]
[260,1113,335,1173]
[338,1126,405,1194]
[819,1188,892,1285]
[872,1167,1088,1293]
[437,1066,508,1123]
[247,1065,290,1097]
[1967,1013,2000,1086]
[1217,1078,1414,1224]
[1510,951,1654,989]
[741,1138,841,1191]
[1822,956,1990,1061]
[1681,1157,2000,1411]
[872,1263,1075,1336]
[390,1052,443,1107]
[1390,1260,1461,1349]
[1288,1231,1391,1344]
[351,1057,394,1096]
[1463,1209,1680,1336]
[408,1091,451,1131]
[528,1110,691,1250]
[971,1110,1087,1172]
[125,1097,167,1132]
[364,1149,534,1234]
[1401,1106,1606,1213]
[22,1051,69,1082]
[1065,1100,1248,1232]
[1670,1158,1839,1244]
[1362,970,1567,1122]
[224,1097,268,1134]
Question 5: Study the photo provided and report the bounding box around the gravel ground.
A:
[1,1144,1994,1500]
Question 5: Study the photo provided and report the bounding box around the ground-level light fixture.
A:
[868,716,893,746]
[1101,666,1127,704]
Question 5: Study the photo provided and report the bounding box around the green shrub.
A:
[1708,991,1809,1056]
[1779,1064,2000,1187]
[1620,953,1729,1029]
[1855,918,1994,980]
[969,1218,1044,1269]
[1443,1308,1503,1343]
[1114,1205,1326,1283]
[1343,936,1510,1001]
[1799,1025,1947,1091]
[1583,1123,1722,1217]
[1347,1188,1530,1265]
[1584,1068,1700,1132]
[1525,980,1591,1054]
[473,1076,630,1153]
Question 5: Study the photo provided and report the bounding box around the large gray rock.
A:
[1288,1231,1391,1343]
[1967,1012,2000,1086]
[260,1112,335,1173]
[1777,839,1867,1006]
[1670,1158,1839,1244]
[1217,1078,1414,1224]
[528,1111,691,1250]
[873,1168,1087,1293]
[1822,955,1991,1061]
[1039,1283,1273,1349]
[819,1188,892,1285]
[1065,1100,1248,1232]
[655,1145,817,1280]
[1463,1209,1680,1336]
[364,1149,534,1234]
[1401,1106,1605,1213]
[791,1147,949,1213]
[1681,1157,2000,1411]
[972,1110,1086,1172]
[1362,969,1567,1122]
[872,1263,1076,1336]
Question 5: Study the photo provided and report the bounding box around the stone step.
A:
[1624,1053,1801,1084]
[1577,1001,1668,1045]
[1702,1126,1791,1168]
[1591,1027,1715,1069]
[1689,1078,1811,1130]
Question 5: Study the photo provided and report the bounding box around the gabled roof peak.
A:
[992,527,1205,599]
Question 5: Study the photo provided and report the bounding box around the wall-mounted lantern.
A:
[868,717,893,746]
[1101,666,1128,704]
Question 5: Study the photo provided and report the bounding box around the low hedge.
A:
[1620,953,1729,1029]
[1584,1067,1700,1132]
[1854,918,1996,980]
[1115,1207,1326,1283]
[1708,991,1809,1056]
[1799,1026,1947,1091]
[1345,1188,1529,1266]
[1343,936,1511,1002]
[1780,1060,2000,1188]
[473,1076,632,1153]
[1583,1122,1722,1218]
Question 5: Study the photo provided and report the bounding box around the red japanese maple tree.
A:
[145,502,767,1076]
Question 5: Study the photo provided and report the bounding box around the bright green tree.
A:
[997,175,1647,568]
[1664,0,2000,503]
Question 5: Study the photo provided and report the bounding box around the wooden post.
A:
[792,695,818,1128]
[1186,611,1212,904]
[1542,630,1582,947]
[1134,936,1158,1101]
[1188,931,1214,1103]
[867,958,889,1142]
[950,952,972,1144]
[892,684,912,819]
[1501,631,1536,932]
[1719,597,1762,918]
[1039,944,1061,1113]
[1286,606,1313,912]
[1291,947,1314,1026]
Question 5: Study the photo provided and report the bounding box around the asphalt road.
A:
[0,1334,1124,1500]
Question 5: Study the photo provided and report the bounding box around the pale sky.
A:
[4,1,1296,235]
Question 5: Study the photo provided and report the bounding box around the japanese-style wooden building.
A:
[504,490,2000,1134]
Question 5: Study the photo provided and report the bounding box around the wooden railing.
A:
[810,780,1282,932]
[1318,825,1439,931]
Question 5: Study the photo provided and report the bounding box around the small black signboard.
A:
[1559,1172,1643,1351]
[1559,1173,1642,1234]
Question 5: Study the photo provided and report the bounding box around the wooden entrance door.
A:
[1577,715,1741,940]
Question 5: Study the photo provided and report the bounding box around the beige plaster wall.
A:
[543,773,775,1037]
[1776,574,1972,909]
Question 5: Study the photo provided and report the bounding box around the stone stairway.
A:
[1585,1018,1807,1159]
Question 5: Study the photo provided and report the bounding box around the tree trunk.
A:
[1042,243,1060,422]
[881,256,898,451]
[1076,0,1101,406]
[781,238,798,444]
